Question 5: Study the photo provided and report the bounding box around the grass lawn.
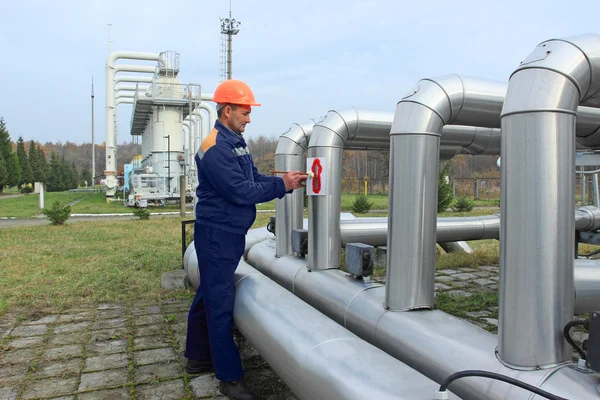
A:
[0,191,91,218]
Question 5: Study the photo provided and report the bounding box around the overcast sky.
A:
[1,0,599,145]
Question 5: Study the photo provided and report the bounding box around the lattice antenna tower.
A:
[219,0,240,82]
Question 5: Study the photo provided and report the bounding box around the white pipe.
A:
[105,51,160,196]
[116,98,133,105]
[114,84,151,91]
[114,76,153,84]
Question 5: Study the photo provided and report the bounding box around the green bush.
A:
[453,196,474,212]
[20,186,33,195]
[133,207,150,220]
[351,194,374,214]
[42,200,71,225]
[438,162,454,212]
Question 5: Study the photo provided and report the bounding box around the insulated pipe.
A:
[114,84,151,92]
[388,75,505,311]
[114,75,153,85]
[276,119,503,257]
[499,34,600,369]
[275,123,313,256]
[244,242,600,400]
[307,109,398,270]
[116,98,133,105]
[105,52,160,196]
[233,261,458,400]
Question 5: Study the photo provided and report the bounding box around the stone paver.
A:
[91,318,127,331]
[56,312,92,324]
[9,324,47,337]
[84,353,129,372]
[190,374,221,397]
[79,368,129,391]
[78,387,130,400]
[133,336,171,351]
[21,377,78,399]
[48,331,88,346]
[32,358,82,380]
[54,321,90,334]
[4,335,44,349]
[452,272,479,281]
[133,348,177,366]
[0,364,29,384]
[135,363,182,383]
[0,387,18,400]
[135,378,186,400]
[437,269,460,275]
[87,338,128,356]
[1,348,38,365]
[24,315,58,325]
[41,344,83,360]
[131,314,165,327]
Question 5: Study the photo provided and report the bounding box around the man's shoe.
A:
[184,358,213,374]
[219,379,258,400]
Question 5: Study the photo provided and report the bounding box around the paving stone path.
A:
[1,264,587,399]
[0,300,296,400]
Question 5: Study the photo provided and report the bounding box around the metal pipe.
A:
[499,34,600,369]
[388,75,505,311]
[275,123,312,256]
[233,261,458,400]
[594,174,600,207]
[307,108,397,270]
[114,75,153,84]
[240,241,599,400]
[105,52,160,196]
[276,119,504,257]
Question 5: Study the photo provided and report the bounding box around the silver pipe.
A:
[275,123,312,256]
[594,174,600,207]
[388,74,505,311]
[307,108,393,270]
[233,260,459,400]
[499,34,600,369]
[245,241,599,400]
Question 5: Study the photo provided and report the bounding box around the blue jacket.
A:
[195,120,286,234]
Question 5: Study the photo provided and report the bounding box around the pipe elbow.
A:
[308,109,359,149]
[398,74,466,125]
[275,123,312,155]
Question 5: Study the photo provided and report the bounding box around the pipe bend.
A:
[107,51,161,66]
[398,74,466,125]
[308,109,358,149]
[275,123,313,155]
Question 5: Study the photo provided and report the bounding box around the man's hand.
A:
[282,171,307,191]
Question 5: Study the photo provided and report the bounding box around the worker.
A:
[184,79,306,400]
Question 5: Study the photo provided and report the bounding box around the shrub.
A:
[351,194,374,214]
[453,196,474,212]
[438,162,453,212]
[43,201,71,225]
[20,186,33,195]
[133,207,150,220]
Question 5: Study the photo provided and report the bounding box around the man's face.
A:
[225,105,252,134]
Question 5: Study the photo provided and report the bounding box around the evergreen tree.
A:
[7,153,21,188]
[46,152,63,192]
[0,118,12,192]
[16,137,33,186]
[28,141,40,182]
[37,147,48,183]
[0,118,11,163]
[0,155,7,190]
[70,162,79,189]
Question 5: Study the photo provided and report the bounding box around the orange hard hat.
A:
[213,79,261,106]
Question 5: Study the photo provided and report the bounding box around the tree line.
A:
[0,115,498,194]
